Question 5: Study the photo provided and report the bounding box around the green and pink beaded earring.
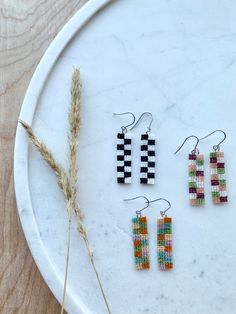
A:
[199,130,228,204]
[175,135,205,206]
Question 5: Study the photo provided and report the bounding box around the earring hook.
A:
[123,196,150,217]
[147,198,171,217]
[174,135,200,155]
[113,112,136,133]
[130,112,153,133]
[199,129,226,152]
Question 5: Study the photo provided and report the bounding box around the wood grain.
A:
[0,1,87,313]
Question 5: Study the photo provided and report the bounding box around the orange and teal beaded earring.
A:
[199,130,228,204]
[149,198,173,270]
[124,196,150,270]
[175,135,205,206]
[124,196,173,270]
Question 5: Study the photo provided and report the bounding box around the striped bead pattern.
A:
[117,132,132,184]
[189,154,205,206]
[157,217,173,270]
[140,133,155,184]
[210,151,228,203]
[132,216,150,270]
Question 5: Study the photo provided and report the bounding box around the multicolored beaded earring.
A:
[124,196,173,270]
[124,196,150,270]
[149,198,173,270]
[130,112,156,185]
[175,135,205,206]
[199,130,228,204]
[114,112,135,184]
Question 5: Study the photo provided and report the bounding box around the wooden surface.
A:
[0,1,87,313]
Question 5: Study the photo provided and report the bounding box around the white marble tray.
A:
[14,0,236,313]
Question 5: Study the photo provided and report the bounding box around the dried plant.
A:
[20,68,111,314]
[68,68,80,215]
[19,120,72,202]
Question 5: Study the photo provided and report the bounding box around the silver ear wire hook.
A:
[113,112,136,133]
[130,112,153,133]
[147,198,171,217]
[123,196,150,217]
[199,129,226,152]
[174,135,200,155]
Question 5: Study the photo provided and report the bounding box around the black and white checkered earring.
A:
[114,112,136,184]
[131,112,156,185]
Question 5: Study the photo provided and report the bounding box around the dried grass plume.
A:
[19,68,111,314]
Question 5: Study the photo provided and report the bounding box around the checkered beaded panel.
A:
[140,133,155,185]
[210,151,228,204]
[117,132,132,184]
[188,154,205,206]
[132,216,150,270]
[157,217,173,270]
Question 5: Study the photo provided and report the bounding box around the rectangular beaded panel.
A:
[117,132,132,184]
[210,151,228,203]
[140,133,155,184]
[188,154,205,206]
[132,216,150,270]
[157,217,173,270]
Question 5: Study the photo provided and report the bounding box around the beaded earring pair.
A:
[114,112,156,185]
[175,130,228,206]
[124,196,173,271]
